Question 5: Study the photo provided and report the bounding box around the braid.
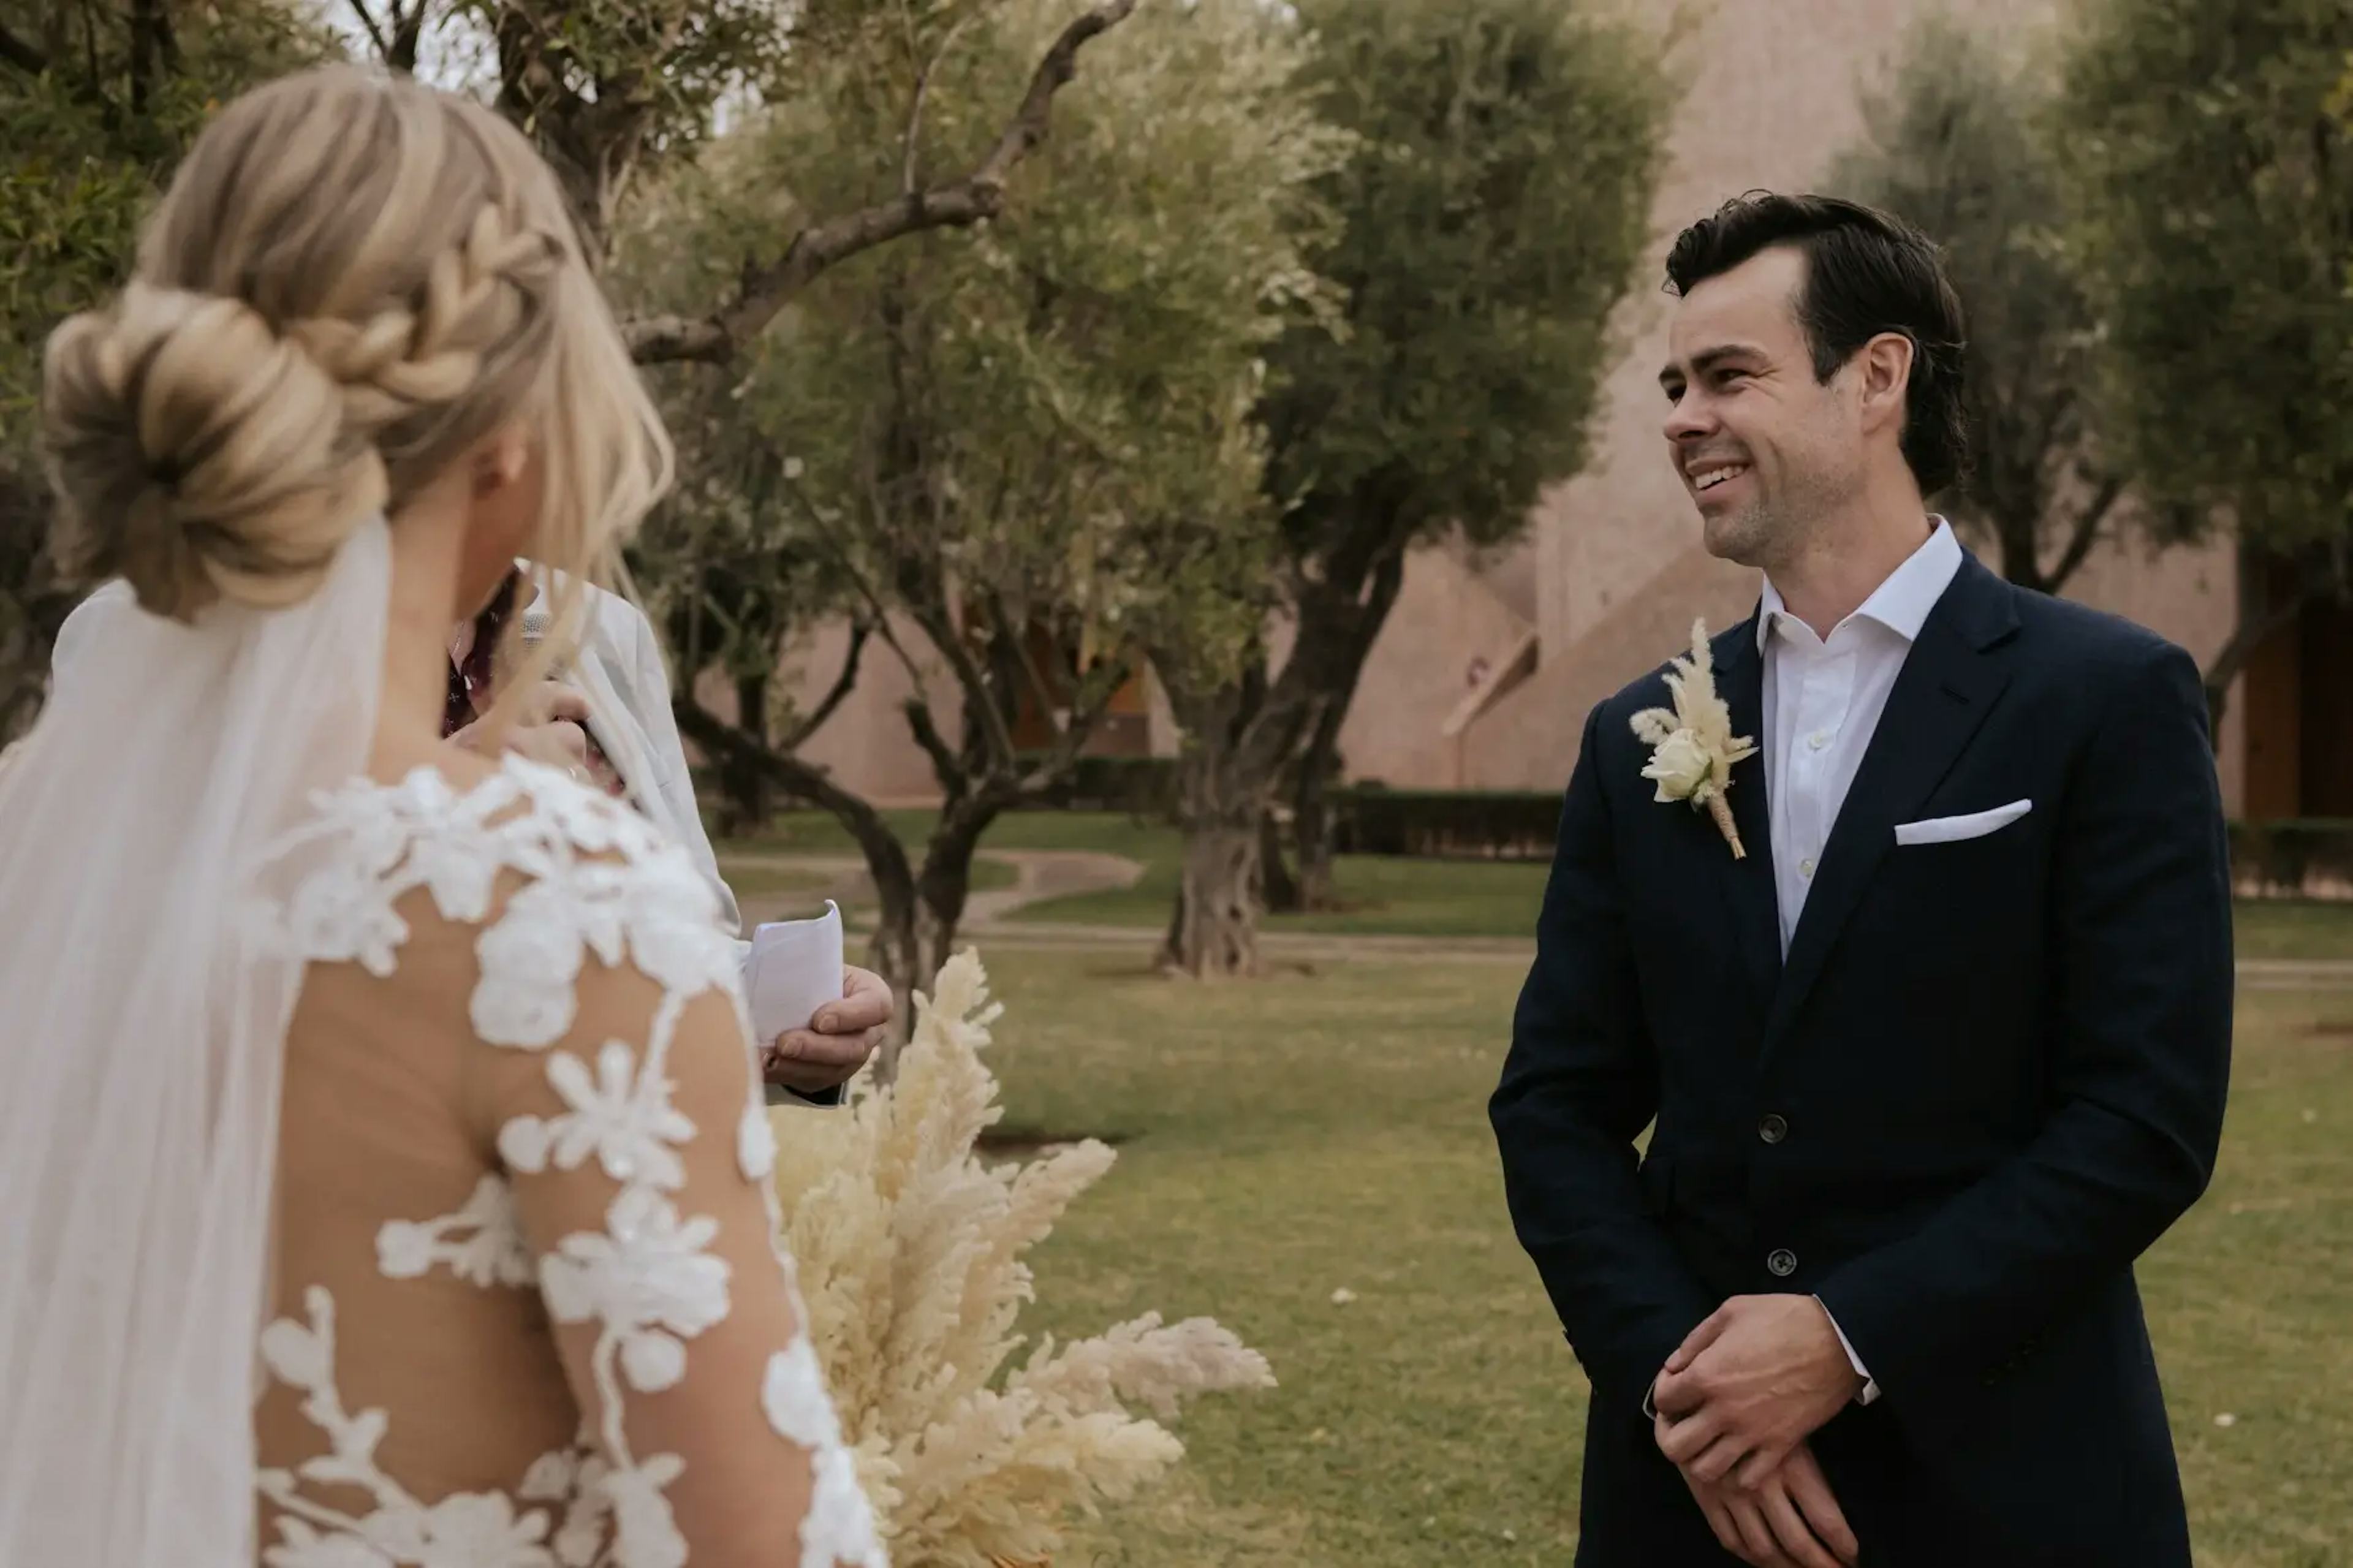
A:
[287,205,565,439]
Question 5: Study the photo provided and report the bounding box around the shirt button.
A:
[1767,1249,1798,1278]
[1808,730,1830,751]
[1758,1114,1788,1145]
[1798,858,1816,878]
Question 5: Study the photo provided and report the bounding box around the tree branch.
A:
[389,0,430,74]
[2200,543,2340,737]
[778,617,871,752]
[2204,590,2308,710]
[673,693,893,850]
[0,21,47,74]
[1016,657,1127,797]
[344,0,393,63]
[903,10,977,197]
[911,603,1023,775]
[902,694,971,797]
[2044,469,2126,595]
[623,0,1137,363]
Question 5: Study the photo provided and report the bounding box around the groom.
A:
[1490,192,2232,1567]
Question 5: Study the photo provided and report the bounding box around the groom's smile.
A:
[1686,458,1752,501]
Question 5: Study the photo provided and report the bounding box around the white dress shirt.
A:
[1760,518,1965,952]
[1759,515,1964,1406]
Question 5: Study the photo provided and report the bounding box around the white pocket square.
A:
[1893,799,2032,847]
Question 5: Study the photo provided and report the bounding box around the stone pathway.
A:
[718,848,1143,928]
[720,849,2353,986]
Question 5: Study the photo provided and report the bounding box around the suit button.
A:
[1758,1114,1789,1145]
[1767,1248,1798,1278]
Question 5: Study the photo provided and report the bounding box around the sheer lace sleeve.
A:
[456,777,887,1568]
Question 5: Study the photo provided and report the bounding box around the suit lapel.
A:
[1712,623,1783,1017]
[1760,557,2019,1062]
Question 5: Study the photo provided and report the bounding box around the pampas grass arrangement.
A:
[768,949,1275,1566]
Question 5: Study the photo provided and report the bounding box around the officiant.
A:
[55,559,892,1105]
[452,561,887,1105]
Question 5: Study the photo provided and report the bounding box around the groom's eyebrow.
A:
[1659,343,1767,389]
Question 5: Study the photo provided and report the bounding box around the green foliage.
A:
[0,0,338,464]
[1263,0,1675,554]
[1828,15,2124,594]
[627,0,1350,739]
[2053,0,2353,551]
[0,0,338,735]
[440,0,790,244]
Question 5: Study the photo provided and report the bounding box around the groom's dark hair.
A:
[1664,191,1971,498]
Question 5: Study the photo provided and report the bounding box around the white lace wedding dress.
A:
[245,754,886,1568]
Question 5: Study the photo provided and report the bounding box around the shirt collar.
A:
[1757,516,1964,652]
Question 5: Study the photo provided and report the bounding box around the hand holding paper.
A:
[744,900,846,1045]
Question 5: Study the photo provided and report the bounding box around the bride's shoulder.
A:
[257,754,733,987]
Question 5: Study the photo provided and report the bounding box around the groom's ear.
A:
[1853,330,1916,434]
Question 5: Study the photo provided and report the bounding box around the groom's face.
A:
[1659,245,1862,571]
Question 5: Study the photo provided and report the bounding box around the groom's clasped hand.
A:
[1651,1297,1863,1567]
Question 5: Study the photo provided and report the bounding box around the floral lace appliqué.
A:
[252,757,887,1568]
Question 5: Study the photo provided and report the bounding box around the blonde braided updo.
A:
[41,66,670,625]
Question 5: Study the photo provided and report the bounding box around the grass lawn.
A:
[1012,848,1551,939]
[2234,900,2353,963]
[713,862,833,901]
[724,810,2353,954]
[950,946,2353,1567]
[714,807,1178,861]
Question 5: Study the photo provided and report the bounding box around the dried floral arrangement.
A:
[768,950,1275,1567]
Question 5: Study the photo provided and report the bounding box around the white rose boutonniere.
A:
[1629,619,1759,858]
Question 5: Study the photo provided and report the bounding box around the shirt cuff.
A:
[1814,1295,1880,1406]
[765,1081,844,1108]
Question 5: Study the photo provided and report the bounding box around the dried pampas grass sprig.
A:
[770,950,1275,1567]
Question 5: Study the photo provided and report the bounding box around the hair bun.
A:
[42,282,390,622]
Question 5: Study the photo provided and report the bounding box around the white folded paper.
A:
[743,900,844,1045]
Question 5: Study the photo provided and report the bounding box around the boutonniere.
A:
[1629,619,1759,859]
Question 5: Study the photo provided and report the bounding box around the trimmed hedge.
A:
[1015,754,1180,817]
[1328,786,1563,862]
[2230,819,2353,898]
[1325,792,2353,897]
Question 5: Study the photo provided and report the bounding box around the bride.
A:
[0,66,885,1567]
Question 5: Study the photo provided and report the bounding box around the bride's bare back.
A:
[254,755,882,1567]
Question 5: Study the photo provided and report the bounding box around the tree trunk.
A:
[713,672,774,837]
[1292,790,1337,911]
[2202,541,2318,745]
[1158,691,1263,977]
[1991,507,2053,597]
[1287,548,1402,910]
[670,695,924,1074]
[1161,817,1260,979]
[914,793,1011,984]
[863,857,923,1083]
[1289,694,1350,912]
[1258,809,1302,913]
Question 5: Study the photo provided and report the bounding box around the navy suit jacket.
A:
[1491,553,2233,1566]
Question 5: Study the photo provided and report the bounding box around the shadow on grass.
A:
[976,1124,1139,1156]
